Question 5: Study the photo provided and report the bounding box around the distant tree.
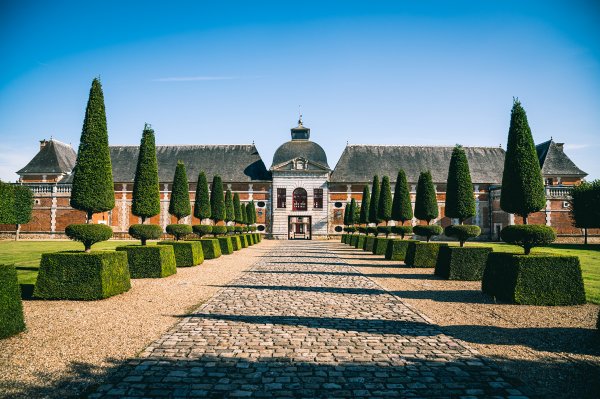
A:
[233,193,243,224]
[0,182,14,226]
[70,78,115,222]
[13,186,33,241]
[445,145,475,224]
[500,99,546,224]
[225,189,234,223]
[378,175,392,225]
[359,186,370,225]
[414,171,438,224]
[169,161,191,223]
[368,175,380,224]
[391,169,413,225]
[570,180,600,245]
[193,171,211,222]
[132,124,161,223]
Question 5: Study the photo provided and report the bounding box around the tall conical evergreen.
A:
[194,171,211,222]
[70,78,115,221]
[169,161,191,222]
[210,176,225,223]
[445,145,475,223]
[359,186,370,225]
[225,190,234,223]
[245,201,255,225]
[391,169,413,225]
[132,124,160,223]
[500,99,546,224]
[250,201,257,224]
[368,175,380,224]
[378,175,392,225]
[241,203,248,225]
[349,199,357,225]
[353,203,360,225]
[414,171,438,224]
[233,193,242,224]
[343,204,350,226]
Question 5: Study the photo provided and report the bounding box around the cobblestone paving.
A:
[90,241,527,398]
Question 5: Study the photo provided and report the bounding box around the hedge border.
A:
[435,246,492,280]
[116,245,177,279]
[0,265,26,338]
[372,237,390,255]
[404,242,448,268]
[158,241,204,267]
[384,239,418,261]
[218,237,234,255]
[365,236,376,252]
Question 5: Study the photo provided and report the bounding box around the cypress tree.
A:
[225,190,234,223]
[70,78,115,221]
[378,175,392,225]
[500,99,546,224]
[233,193,242,224]
[368,175,380,224]
[349,199,357,225]
[445,145,475,223]
[343,204,350,226]
[169,161,191,223]
[359,186,370,225]
[210,176,225,223]
[193,171,211,222]
[13,186,33,241]
[131,124,161,223]
[250,200,257,224]
[245,201,254,225]
[391,169,413,225]
[414,171,438,224]
[241,203,248,225]
[353,202,361,225]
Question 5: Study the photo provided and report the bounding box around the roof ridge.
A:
[346,144,504,149]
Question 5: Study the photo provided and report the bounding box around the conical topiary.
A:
[445,145,475,223]
[414,171,438,224]
[343,204,350,226]
[132,124,160,223]
[391,169,413,225]
[250,200,257,224]
[225,189,234,223]
[169,161,191,223]
[210,176,225,223]
[500,99,546,224]
[194,171,211,222]
[378,175,392,225]
[70,78,115,221]
[359,186,370,225]
[245,201,254,225]
[241,203,248,225]
[233,193,243,224]
[368,175,380,224]
[349,199,357,225]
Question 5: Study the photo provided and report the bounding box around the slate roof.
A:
[536,140,587,177]
[271,141,329,169]
[17,139,76,175]
[330,145,506,184]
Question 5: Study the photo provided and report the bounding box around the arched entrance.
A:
[292,188,307,211]
[289,187,311,239]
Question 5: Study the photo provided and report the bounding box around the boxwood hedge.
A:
[350,234,359,247]
[158,241,204,267]
[365,236,376,252]
[240,234,249,248]
[1,265,25,338]
[231,235,242,251]
[197,239,222,259]
[116,245,176,278]
[435,246,492,280]
[355,235,366,249]
[246,234,255,246]
[341,234,348,243]
[193,224,213,237]
[372,237,390,255]
[404,242,448,268]
[482,252,586,305]
[35,251,131,300]
[165,224,193,241]
[218,237,234,255]
[128,224,163,245]
[385,239,418,261]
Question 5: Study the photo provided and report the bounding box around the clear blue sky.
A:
[1,0,598,182]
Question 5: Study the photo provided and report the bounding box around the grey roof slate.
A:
[271,141,329,169]
[330,145,506,184]
[17,139,76,175]
[536,140,587,177]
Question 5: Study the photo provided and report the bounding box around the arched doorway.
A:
[292,188,307,211]
[289,187,311,239]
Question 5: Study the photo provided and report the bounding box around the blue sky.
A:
[1,0,599,181]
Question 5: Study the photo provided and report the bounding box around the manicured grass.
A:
[469,242,600,304]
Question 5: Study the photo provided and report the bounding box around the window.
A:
[293,188,307,211]
[545,178,553,186]
[277,188,286,208]
[314,188,323,209]
[334,201,342,208]
[257,201,266,208]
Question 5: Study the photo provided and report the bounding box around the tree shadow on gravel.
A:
[250,270,363,277]
[390,289,492,304]
[267,261,351,266]
[213,284,387,295]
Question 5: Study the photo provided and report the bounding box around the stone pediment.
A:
[270,156,330,172]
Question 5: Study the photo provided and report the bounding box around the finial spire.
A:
[298,105,303,126]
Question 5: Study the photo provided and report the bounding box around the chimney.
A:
[40,139,49,150]
[556,143,564,151]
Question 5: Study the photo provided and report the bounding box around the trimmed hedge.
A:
[158,241,204,267]
[35,251,130,300]
[65,224,113,251]
[365,236,376,252]
[377,226,392,237]
[116,245,177,278]
[246,234,255,246]
[196,239,222,259]
[212,225,228,236]
[231,235,242,251]
[482,252,586,305]
[193,224,213,237]
[501,225,556,255]
[366,226,377,236]
[129,224,163,245]
[391,225,412,239]
[385,239,418,261]
[256,233,261,242]
[435,246,492,280]
[166,224,193,241]
[355,235,366,249]
[405,242,448,268]
[341,234,348,243]
[350,234,359,247]
[372,237,390,255]
[444,225,481,246]
[413,225,443,242]
[0,265,25,338]
[240,234,249,248]
[218,237,234,255]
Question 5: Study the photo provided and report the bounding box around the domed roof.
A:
[272,140,329,168]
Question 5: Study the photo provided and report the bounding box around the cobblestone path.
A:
[91,241,526,398]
